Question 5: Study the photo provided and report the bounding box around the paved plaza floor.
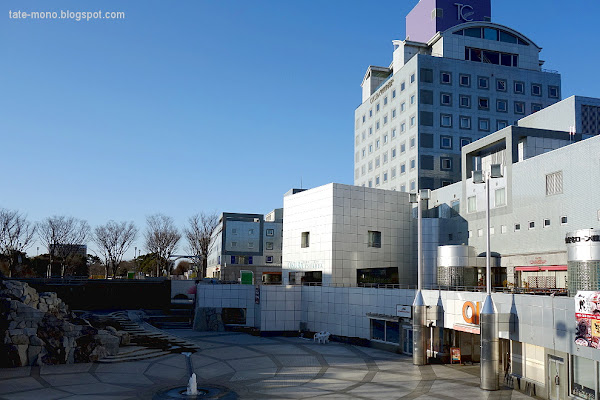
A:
[0,330,533,399]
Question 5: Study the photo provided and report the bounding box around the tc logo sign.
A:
[462,301,480,324]
[455,3,475,22]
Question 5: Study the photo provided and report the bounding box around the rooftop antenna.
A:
[300,177,303,189]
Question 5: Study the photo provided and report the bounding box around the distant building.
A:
[49,244,87,258]
[206,210,283,284]
[354,0,561,192]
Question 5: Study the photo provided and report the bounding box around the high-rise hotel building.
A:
[354,0,561,192]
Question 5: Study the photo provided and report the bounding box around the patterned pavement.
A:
[0,330,533,399]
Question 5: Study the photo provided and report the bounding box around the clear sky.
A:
[2,0,599,258]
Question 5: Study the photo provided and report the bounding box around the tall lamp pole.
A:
[410,189,430,366]
[473,164,502,391]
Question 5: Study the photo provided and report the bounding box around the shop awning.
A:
[453,323,480,335]
[515,265,567,272]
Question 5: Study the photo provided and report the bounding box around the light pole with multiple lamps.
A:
[410,189,430,366]
[473,163,503,391]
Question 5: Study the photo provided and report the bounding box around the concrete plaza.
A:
[0,330,532,399]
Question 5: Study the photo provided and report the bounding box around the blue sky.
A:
[2,0,599,258]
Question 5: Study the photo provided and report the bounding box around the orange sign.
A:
[462,301,481,324]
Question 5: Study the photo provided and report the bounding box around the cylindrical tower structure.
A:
[437,245,478,286]
[567,229,600,294]
[480,295,499,390]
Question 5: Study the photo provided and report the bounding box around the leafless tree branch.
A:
[37,215,90,277]
[93,221,138,278]
[184,212,219,278]
[0,208,36,277]
[144,214,181,276]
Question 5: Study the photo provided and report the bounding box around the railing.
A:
[301,282,322,286]
[542,68,560,74]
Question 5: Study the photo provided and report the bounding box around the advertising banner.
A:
[574,291,600,348]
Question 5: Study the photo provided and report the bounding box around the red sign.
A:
[529,257,547,265]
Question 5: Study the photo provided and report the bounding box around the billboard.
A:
[574,291,600,348]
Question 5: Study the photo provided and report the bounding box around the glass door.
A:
[403,327,413,355]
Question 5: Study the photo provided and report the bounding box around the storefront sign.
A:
[462,301,480,324]
[566,235,600,244]
[574,291,600,348]
[529,257,547,265]
[286,261,323,270]
[369,79,394,104]
[455,3,474,22]
[396,305,412,318]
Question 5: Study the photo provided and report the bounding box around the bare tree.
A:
[144,214,181,276]
[37,216,90,277]
[0,209,36,277]
[184,212,219,278]
[93,221,138,278]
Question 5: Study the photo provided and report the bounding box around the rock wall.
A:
[193,307,224,332]
[0,280,129,367]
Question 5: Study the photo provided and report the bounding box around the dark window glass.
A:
[465,27,481,38]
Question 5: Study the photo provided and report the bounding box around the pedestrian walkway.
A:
[0,330,533,399]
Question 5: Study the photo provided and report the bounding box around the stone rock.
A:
[38,303,48,313]
[30,335,43,346]
[10,334,29,345]
[105,326,118,335]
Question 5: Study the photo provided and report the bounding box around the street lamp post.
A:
[473,164,502,391]
[410,189,430,366]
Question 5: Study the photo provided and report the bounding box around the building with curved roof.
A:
[354,0,561,193]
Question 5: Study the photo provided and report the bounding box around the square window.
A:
[460,137,471,148]
[440,114,452,127]
[514,81,524,94]
[368,231,382,248]
[401,81,406,91]
[459,74,471,87]
[301,232,310,248]
[266,242,274,250]
[441,71,452,84]
[478,97,489,110]
[544,219,551,227]
[497,99,508,112]
[479,118,490,131]
[496,79,507,92]
[514,101,525,114]
[529,221,535,229]
[266,256,273,263]
[441,93,452,106]
[561,216,568,224]
[232,228,238,235]
[531,103,542,113]
[441,157,453,170]
[478,76,489,89]
[440,135,452,149]
[497,120,508,130]
[459,116,471,129]
[531,83,542,96]
[514,224,521,231]
[249,229,254,235]
[548,86,559,99]
[231,241,237,248]
[459,95,471,108]
[266,228,274,236]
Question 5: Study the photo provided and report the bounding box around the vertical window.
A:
[531,83,542,96]
[459,95,471,108]
[410,158,416,170]
[529,221,535,229]
[401,81,406,91]
[495,187,506,207]
[392,148,396,158]
[392,128,397,138]
[376,103,380,112]
[440,135,453,149]
[440,157,453,171]
[410,74,415,83]
[459,74,471,87]
[548,86,559,99]
[514,81,524,94]
[400,143,406,153]
[478,76,489,89]
[410,137,415,148]
[375,176,380,186]
[514,101,525,114]
[368,231,382,248]
[561,216,568,224]
[440,114,452,127]
[392,89,396,98]
[478,97,489,110]
[467,196,476,213]
[391,167,396,178]
[301,232,310,248]
[401,102,406,112]
[410,116,415,126]
[459,116,471,129]
[410,180,416,191]
[441,71,452,84]
[383,172,388,182]
[384,96,388,105]
[410,95,415,105]
[544,219,551,227]
[496,79,507,92]
[546,171,563,195]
